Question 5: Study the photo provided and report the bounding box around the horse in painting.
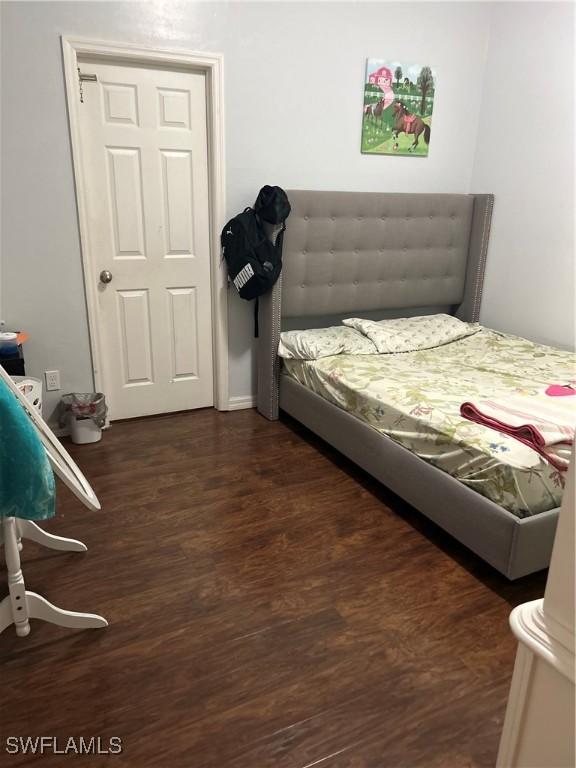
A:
[392,101,430,152]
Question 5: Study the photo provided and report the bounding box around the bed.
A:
[256,190,563,580]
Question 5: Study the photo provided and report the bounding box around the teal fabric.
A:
[0,377,55,520]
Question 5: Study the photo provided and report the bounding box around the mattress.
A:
[282,329,575,517]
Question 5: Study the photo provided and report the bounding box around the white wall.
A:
[472,2,575,351]
[0,1,492,419]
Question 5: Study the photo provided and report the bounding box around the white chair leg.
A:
[16,519,87,553]
[1,517,107,637]
[25,592,108,630]
[3,517,31,636]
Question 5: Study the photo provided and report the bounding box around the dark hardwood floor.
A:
[1,409,546,767]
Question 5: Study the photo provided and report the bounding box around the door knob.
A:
[100,270,113,284]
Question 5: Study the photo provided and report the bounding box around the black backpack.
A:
[221,209,280,301]
[221,187,290,334]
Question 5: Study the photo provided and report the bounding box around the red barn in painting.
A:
[368,65,393,87]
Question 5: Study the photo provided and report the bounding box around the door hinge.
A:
[77,68,97,103]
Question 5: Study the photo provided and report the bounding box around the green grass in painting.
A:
[361,115,431,157]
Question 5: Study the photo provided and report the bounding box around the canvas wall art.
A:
[361,60,436,156]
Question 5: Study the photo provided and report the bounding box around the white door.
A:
[77,58,214,419]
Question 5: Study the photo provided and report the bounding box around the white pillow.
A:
[278,326,378,360]
[342,314,479,354]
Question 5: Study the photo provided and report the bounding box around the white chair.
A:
[0,365,107,637]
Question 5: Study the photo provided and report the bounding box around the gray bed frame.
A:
[256,190,559,580]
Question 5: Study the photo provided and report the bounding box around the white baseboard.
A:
[227,395,255,411]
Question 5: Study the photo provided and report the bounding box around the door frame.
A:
[62,36,229,414]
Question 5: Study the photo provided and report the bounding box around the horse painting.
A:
[363,60,436,156]
[392,101,430,152]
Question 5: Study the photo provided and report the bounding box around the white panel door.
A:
[77,59,213,419]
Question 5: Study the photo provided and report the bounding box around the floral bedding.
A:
[282,328,576,517]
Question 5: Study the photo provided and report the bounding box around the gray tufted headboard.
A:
[257,190,494,420]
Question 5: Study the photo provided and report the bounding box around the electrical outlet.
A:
[45,370,61,391]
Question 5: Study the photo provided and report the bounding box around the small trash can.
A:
[60,393,107,445]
